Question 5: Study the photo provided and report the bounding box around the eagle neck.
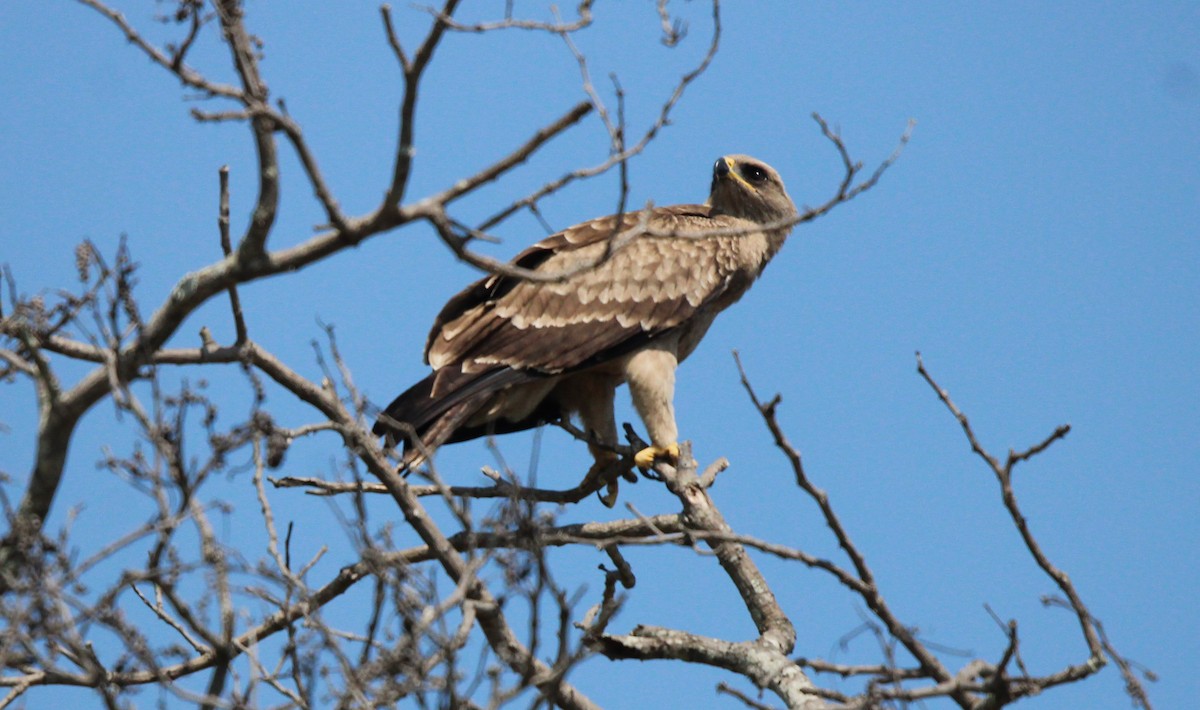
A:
[764,226,792,260]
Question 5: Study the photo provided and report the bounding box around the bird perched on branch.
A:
[374,154,797,504]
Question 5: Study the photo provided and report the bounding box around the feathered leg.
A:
[560,375,624,506]
[624,346,681,468]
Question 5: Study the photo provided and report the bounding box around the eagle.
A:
[374,155,797,504]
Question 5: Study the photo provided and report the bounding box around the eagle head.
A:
[708,155,797,225]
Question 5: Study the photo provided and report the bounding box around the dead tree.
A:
[0,2,1151,708]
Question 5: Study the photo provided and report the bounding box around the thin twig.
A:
[217,166,247,344]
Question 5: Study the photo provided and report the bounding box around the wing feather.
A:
[425,204,761,377]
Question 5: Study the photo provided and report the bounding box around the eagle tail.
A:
[372,371,437,440]
[372,367,551,467]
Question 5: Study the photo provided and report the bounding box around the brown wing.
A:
[423,204,753,396]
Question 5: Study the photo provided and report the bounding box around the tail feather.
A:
[396,393,494,470]
[372,366,547,464]
[372,371,438,439]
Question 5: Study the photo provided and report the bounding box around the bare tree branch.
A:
[1,3,1147,708]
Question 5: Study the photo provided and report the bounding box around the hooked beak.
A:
[712,156,752,193]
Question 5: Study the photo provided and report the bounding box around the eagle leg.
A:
[561,374,626,507]
[624,346,681,471]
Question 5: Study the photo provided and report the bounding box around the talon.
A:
[598,479,619,508]
[634,442,680,469]
[582,454,624,507]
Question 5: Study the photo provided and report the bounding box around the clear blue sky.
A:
[1,2,1196,708]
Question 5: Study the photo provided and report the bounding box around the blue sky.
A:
[1,2,1196,708]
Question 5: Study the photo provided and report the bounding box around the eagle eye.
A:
[741,164,768,184]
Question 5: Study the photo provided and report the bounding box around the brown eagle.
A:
[374,155,797,502]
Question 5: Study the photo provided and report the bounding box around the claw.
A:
[598,479,619,508]
[582,455,624,507]
[634,442,680,469]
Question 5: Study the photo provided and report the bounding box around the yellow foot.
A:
[634,442,681,469]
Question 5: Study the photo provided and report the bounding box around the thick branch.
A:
[597,445,824,708]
